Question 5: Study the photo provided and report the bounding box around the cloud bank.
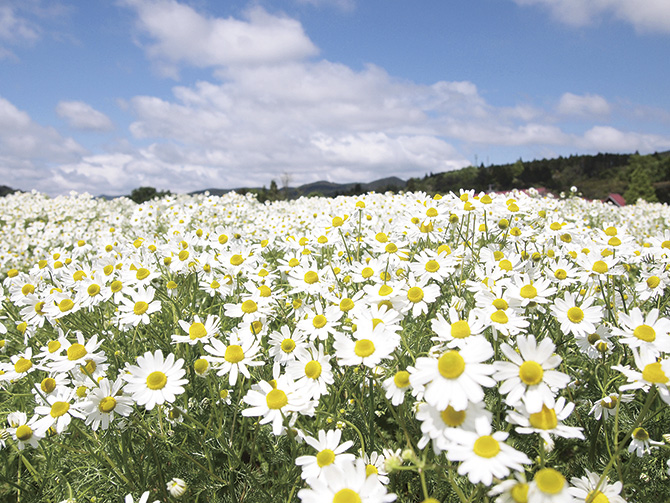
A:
[1,0,669,196]
[512,0,670,33]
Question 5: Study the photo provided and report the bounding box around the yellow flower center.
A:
[99,396,117,413]
[67,343,87,361]
[642,362,668,384]
[146,371,168,390]
[511,483,528,503]
[134,301,149,315]
[41,377,57,393]
[305,360,322,379]
[241,300,258,314]
[633,427,649,441]
[316,448,336,467]
[87,284,101,296]
[136,268,150,280]
[529,405,558,430]
[48,340,61,353]
[499,259,513,271]
[492,298,508,310]
[22,284,35,295]
[407,287,424,303]
[473,435,500,458]
[266,389,288,410]
[534,468,565,495]
[361,267,374,279]
[332,488,361,503]
[440,405,466,427]
[451,320,471,339]
[50,401,70,418]
[189,322,208,340]
[224,345,245,363]
[438,351,465,379]
[365,464,378,477]
[178,250,189,261]
[646,276,661,288]
[633,324,655,342]
[313,315,327,329]
[567,306,584,323]
[554,269,567,280]
[59,299,75,312]
[111,280,123,293]
[425,260,440,272]
[339,298,355,312]
[519,361,544,385]
[490,310,509,324]
[14,358,32,374]
[354,339,375,358]
[34,301,45,314]
[592,261,608,274]
[385,243,398,253]
[520,285,537,299]
[587,491,609,503]
[393,370,410,388]
[16,424,33,441]
[378,285,393,296]
[304,271,319,284]
[194,358,209,375]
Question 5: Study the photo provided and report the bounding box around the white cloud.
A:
[0,96,86,191]
[3,2,670,196]
[56,101,114,131]
[578,125,670,152]
[512,0,670,33]
[556,92,611,117]
[121,0,318,77]
[294,0,356,11]
[0,3,40,58]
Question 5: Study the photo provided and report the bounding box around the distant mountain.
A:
[0,185,17,197]
[405,150,670,204]
[192,176,407,200]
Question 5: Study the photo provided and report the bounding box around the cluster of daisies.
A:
[1,188,670,502]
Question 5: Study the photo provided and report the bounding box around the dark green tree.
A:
[624,155,659,203]
[129,186,172,204]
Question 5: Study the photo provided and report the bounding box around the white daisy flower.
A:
[172,314,221,345]
[528,467,575,503]
[613,347,670,405]
[33,387,85,435]
[506,397,584,445]
[122,350,188,410]
[80,377,133,431]
[494,334,570,413]
[550,292,603,338]
[628,426,663,457]
[203,330,264,386]
[241,375,314,436]
[297,458,396,503]
[410,337,495,411]
[7,412,43,450]
[445,416,531,486]
[295,429,355,481]
[588,393,634,420]
[285,343,334,400]
[117,286,161,327]
[613,307,670,357]
[569,469,627,503]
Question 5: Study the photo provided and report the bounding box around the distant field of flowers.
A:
[1,188,670,503]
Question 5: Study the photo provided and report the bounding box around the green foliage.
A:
[129,186,172,204]
[406,150,670,203]
[624,154,660,204]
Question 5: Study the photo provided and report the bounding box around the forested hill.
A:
[406,151,670,204]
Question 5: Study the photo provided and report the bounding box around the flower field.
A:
[1,188,670,503]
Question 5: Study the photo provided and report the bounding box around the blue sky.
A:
[1,0,669,196]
